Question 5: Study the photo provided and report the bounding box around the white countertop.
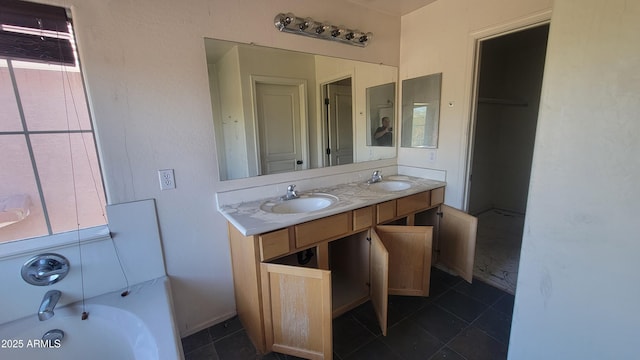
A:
[218,175,446,236]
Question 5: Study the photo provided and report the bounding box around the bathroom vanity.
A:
[219,177,476,360]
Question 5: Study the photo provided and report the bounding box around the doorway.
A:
[322,78,353,167]
[254,79,308,175]
[466,24,549,294]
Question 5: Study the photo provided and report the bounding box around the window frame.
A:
[0,3,108,244]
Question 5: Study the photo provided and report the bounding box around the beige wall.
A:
[398,0,553,208]
[12,1,638,355]
[510,0,640,358]
[32,0,400,336]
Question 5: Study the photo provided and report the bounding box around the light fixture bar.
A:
[274,13,372,47]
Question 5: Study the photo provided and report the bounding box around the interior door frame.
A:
[461,11,552,211]
[318,71,355,168]
[250,75,309,176]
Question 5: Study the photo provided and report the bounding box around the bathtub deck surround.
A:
[0,199,170,325]
[0,199,184,358]
[0,277,183,360]
[219,174,477,359]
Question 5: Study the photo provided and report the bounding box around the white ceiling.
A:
[346,0,438,16]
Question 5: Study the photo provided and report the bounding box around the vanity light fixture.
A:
[274,13,373,47]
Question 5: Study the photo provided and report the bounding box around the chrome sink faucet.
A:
[367,170,383,184]
[38,290,61,321]
[281,184,299,200]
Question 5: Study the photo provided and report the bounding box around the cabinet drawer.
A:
[353,206,374,231]
[397,191,431,216]
[430,187,444,207]
[295,212,351,248]
[259,228,291,261]
[376,200,397,223]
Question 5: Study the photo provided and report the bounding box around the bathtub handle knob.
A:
[21,253,70,286]
[37,267,67,278]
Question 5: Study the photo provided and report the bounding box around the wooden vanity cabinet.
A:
[227,185,476,360]
[260,260,333,359]
[260,229,389,360]
[375,225,433,297]
[410,190,477,283]
[376,186,477,284]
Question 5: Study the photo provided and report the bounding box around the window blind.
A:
[0,0,74,65]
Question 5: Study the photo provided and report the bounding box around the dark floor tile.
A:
[387,301,411,328]
[356,295,431,334]
[473,308,512,345]
[429,268,462,298]
[492,293,515,316]
[351,301,383,336]
[388,295,430,318]
[449,327,508,360]
[260,353,280,360]
[272,352,307,360]
[214,330,260,360]
[454,279,506,305]
[436,289,488,323]
[344,339,401,360]
[413,303,468,343]
[182,328,213,354]
[428,347,467,360]
[210,316,244,341]
[333,314,376,358]
[185,343,219,360]
[382,319,443,360]
[429,278,451,298]
[431,267,463,288]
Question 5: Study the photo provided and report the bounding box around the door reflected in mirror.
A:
[367,82,396,147]
[401,73,442,149]
[204,38,398,181]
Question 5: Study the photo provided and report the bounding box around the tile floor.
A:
[182,267,514,360]
[473,209,524,295]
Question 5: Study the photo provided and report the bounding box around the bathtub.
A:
[0,277,183,360]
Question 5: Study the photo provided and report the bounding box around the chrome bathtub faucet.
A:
[38,290,61,321]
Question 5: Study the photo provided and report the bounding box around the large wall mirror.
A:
[401,73,442,148]
[205,38,398,181]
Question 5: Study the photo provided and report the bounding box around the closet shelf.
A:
[478,97,528,107]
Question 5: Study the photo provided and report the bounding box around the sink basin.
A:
[366,180,411,192]
[261,193,339,214]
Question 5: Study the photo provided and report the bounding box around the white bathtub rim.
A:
[0,276,184,360]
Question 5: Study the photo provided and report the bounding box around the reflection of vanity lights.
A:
[274,13,373,47]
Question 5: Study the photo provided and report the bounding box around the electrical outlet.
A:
[158,169,175,190]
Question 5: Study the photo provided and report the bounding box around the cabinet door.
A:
[260,263,332,360]
[375,225,433,297]
[369,230,389,336]
[439,205,477,283]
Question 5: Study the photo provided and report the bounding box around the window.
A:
[411,104,428,147]
[0,1,106,243]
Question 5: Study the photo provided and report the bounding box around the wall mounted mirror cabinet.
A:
[204,38,398,181]
[401,73,442,149]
